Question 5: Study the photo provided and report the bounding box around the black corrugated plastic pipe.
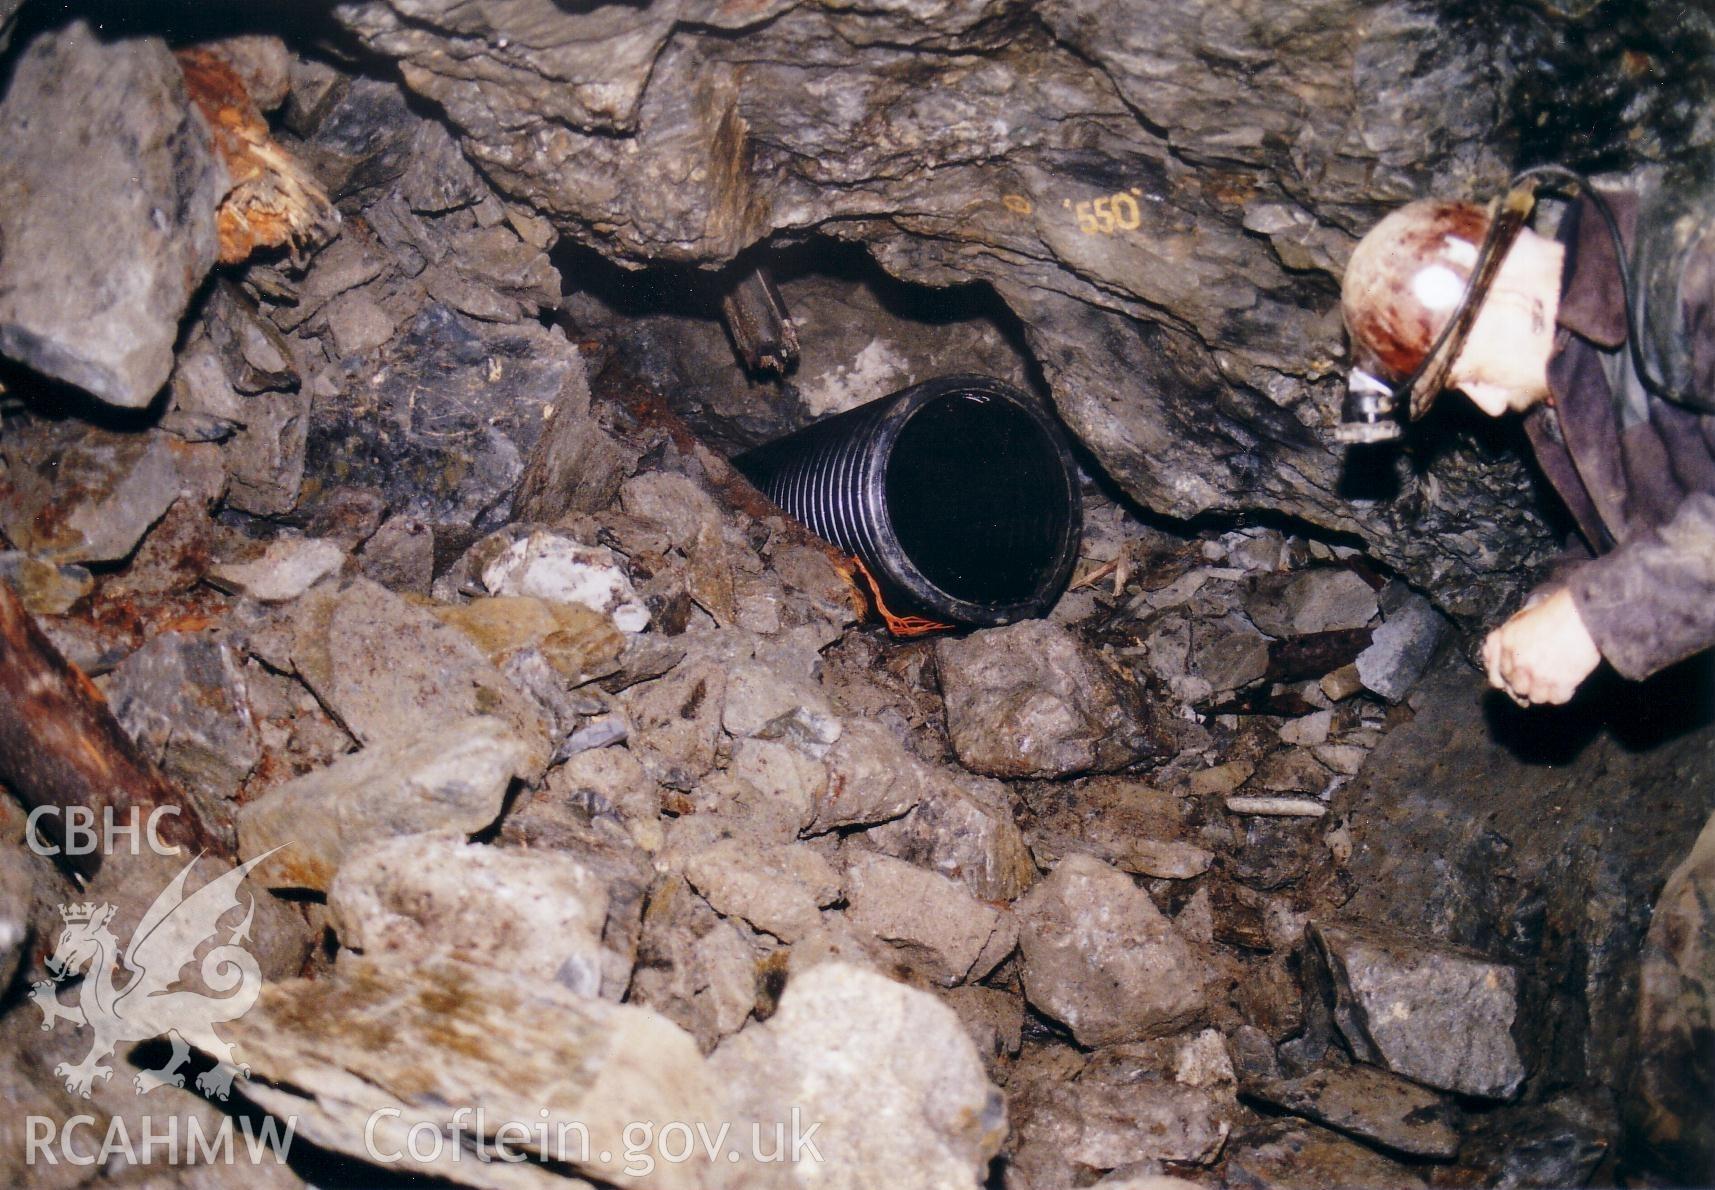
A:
[733,375,1082,627]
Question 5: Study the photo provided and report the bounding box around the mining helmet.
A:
[1336,178,1545,443]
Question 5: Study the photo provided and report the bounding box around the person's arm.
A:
[1568,490,1715,681]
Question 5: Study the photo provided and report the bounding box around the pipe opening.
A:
[885,389,1073,607]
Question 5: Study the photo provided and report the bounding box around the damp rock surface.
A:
[1337,652,1715,1102]
[1631,809,1715,1181]
[0,21,225,407]
[1243,1062,1460,1159]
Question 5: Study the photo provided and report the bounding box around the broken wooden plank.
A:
[0,578,221,877]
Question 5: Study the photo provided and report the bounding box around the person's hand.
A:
[1481,588,1601,706]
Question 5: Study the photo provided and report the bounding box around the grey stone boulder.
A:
[859,771,1037,902]
[680,836,841,944]
[358,513,435,593]
[629,871,768,1052]
[1015,853,1207,1047]
[208,537,346,603]
[710,963,1006,1190]
[1309,921,1526,1099]
[237,715,533,891]
[1242,1062,1460,1159]
[937,619,1162,779]
[620,645,729,790]
[720,658,841,744]
[285,577,552,773]
[328,834,611,997]
[0,423,193,565]
[1356,580,1450,703]
[0,21,226,407]
[1006,1031,1238,1180]
[1245,569,1379,638]
[841,849,1016,986]
[104,631,262,851]
[808,718,934,833]
[1189,613,1273,697]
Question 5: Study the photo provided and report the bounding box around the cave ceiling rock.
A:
[336,0,1553,615]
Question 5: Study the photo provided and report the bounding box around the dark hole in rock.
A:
[884,390,1070,607]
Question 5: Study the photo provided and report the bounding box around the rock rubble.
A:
[0,12,1709,1190]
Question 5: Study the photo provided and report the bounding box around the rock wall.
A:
[331,0,1713,617]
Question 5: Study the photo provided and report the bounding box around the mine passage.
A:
[1,3,1713,1188]
[885,391,1071,606]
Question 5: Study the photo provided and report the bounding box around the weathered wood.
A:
[718,265,799,376]
[0,579,221,878]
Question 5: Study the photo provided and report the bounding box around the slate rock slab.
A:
[1246,569,1379,638]
[1224,1123,1426,1190]
[1310,921,1526,1100]
[224,951,761,1189]
[286,577,552,771]
[0,21,225,407]
[237,715,532,890]
[1245,1062,1460,1159]
[105,631,262,850]
[0,422,188,564]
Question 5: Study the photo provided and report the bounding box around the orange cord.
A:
[839,556,955,638]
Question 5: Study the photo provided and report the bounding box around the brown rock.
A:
[937,619,1162,779]
[237,715,531,890]
[1015,854,1206,1047]
[1245,1063,1460,1159]
[842,850,1016,986]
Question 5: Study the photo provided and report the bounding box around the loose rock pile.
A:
[0,15,1711,1190]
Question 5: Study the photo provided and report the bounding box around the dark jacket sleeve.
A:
[1568,490,1715,680]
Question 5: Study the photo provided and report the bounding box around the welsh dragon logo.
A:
[30,850,280,1100]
